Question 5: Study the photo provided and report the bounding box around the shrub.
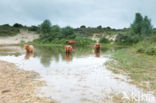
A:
[115,33,131,43]
[0,25,19,36]
[97,25,102,29]
[75,38,94,46]
[137,47,145,53]
[99,37,110,43]
[40,25,63,41]
[28,26,39,32]
[40,19,51,33]
[145,47,156,55]
[50,25,62,40]
[13,23,23,28]
[61,26,74,37]
[130,34,141,43]
[80,25,86,28]
[75,33,88,39]
[115,32,141,44]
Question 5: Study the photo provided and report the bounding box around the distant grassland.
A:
[0,25,19,36]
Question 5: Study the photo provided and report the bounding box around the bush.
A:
[75,38,94,46]
[80,25,86,28]
[116,32,141,44]
[61,26,74,37]
[75,33,88,39]
[40,19,51,33]
[13,23,23,28]
[40,25,63,41]
[97,25,102,29]
[50,25,62,40]
[0,25,19,36]
[137,47,145,53]
[145,47,156,55]
[115,33,131,43]
[99,37,110,43]
[130,34,141,43]
[28,26,39,32]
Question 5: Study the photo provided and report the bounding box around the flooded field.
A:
[0,45,156,103]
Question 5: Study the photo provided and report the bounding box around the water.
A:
[0,45,155,103]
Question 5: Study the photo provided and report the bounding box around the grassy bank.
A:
[106,47,156,95]
[136,34,156,55]
[23,38,95,47]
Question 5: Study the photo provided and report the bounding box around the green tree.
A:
[131,13,143,35]
[131,13,153,36]
[13,23,23,28]
[28,25,39,32]
[80,25,86,28]
[97,25,102,29]
[61,26,74,37]
[141,16,153,35]
[40,25,62,41]
[50,25,62,40]
[40,19,51,33]
[99,37,109,43]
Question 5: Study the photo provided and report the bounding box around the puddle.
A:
[0,45,155,103]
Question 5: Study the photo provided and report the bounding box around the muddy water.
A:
[0,45,156,103]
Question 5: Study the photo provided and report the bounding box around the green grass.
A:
[136,35,156,55]
[106,47,156,95]
[25,38,95,47]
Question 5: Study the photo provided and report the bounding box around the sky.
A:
[0,0,156,28]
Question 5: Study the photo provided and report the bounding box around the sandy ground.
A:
[0,29,39,45]
[0,60,57,103]
[91,33,117,43]
[91,33,100,43]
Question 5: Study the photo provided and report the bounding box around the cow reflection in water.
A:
[94,51,100,57]
[94,43,101,57]
[24,52,34,60]
[64,45,73,61]
[65,53,72,61]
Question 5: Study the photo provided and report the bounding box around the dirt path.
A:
[0,60,57,103]
[0,29,39,45]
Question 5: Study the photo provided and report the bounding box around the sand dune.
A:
[0,29,39,45]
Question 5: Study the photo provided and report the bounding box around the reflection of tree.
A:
[40,56,52,67]
[73,46,92,57]
[34,46,109,67]
[34,46,64,67]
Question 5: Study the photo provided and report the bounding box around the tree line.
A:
[116,13,153,43]
[0,12,154,45]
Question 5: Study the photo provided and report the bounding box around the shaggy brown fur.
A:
[24,45,34,53]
